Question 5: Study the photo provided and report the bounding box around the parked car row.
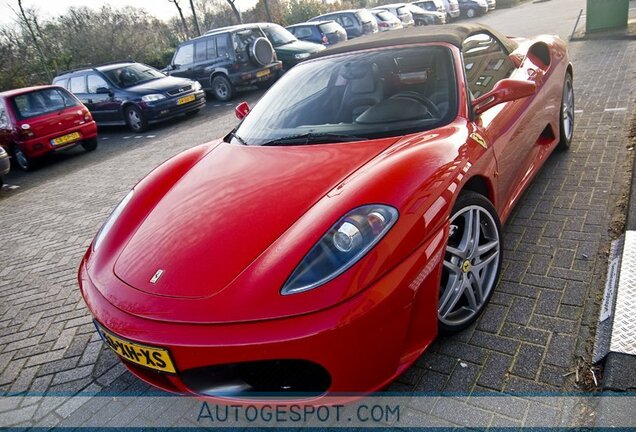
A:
[0,0,497,177]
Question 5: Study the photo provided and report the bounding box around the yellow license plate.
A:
[52,132,81,146]
[256,69,270,78]
[95,322,176,373]
[177,94,196,105]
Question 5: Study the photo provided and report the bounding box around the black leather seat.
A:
[336,63,384,123]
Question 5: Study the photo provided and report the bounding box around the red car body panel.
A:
[78,32,572,400]
[0,85,97,159]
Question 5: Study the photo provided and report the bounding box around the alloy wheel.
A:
[438,204,500,328]
[562,78,574,141]
[127,109,142,131]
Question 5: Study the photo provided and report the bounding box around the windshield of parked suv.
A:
[233,46,456,146]
[318,21,341,33]
[11,88,79,120]
[102,64,165,88]
[356,9,376,23]
[373,10,397,21]
[261,24,296,46]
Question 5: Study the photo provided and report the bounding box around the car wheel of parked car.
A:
[557,72,574,151]
[125,105,148,133]
[466,7,476,18]
[212,75,234,101]
[81,137,98,152]
[12,144,34,171]
[438,191,503,333]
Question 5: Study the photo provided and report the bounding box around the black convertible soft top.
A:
[312,23,519,58]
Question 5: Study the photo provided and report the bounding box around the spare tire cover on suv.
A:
[251,37,274,66]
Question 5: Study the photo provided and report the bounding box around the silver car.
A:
[0,146,10,188]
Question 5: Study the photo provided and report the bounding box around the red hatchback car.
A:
[79,24,573,401]
[0,85,98,171]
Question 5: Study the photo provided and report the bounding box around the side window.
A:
[174,44,194,65]
[69,75,87,93]
[296,27,312,39]
[194,40,207,62]
[341,15,355,27]
[216,35,229,57]
[87,74,109,94]
[461,32,515,98]
[52,78,68,89]
[207,37,217,59]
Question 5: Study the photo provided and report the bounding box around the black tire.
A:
[438,191,503,333]
[557,72,574,151]
[125,105,148,133]
[465,7,476,18]
[81,137,98,152]
[12,144,35,171]
[211,75,234,101]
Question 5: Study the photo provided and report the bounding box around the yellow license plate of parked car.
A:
[177,94,196,105]
[51,132,81,146]
[256,69,270,78]
[95,322,176,373]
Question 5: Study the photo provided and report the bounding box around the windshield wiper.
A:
[229,130,247,145]
[261,133,368,146]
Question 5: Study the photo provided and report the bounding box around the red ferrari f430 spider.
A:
[79,23,573,400]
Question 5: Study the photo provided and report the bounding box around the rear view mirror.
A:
[235,101,250,120]
[472,79,536,116]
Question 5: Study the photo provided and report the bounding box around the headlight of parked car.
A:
[281,205,399,295]
[294,53,311,60]
[93,190,134,251]
[192,81,203,91]
[141,94,166,103]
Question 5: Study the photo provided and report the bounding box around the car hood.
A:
[113,140,392,299]
[274,40,326,55]
[125,76,193,94]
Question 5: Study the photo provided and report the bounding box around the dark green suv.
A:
[166,25,283,101]
[257,23,326,71]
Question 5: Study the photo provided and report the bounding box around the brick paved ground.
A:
[1,8,636,428]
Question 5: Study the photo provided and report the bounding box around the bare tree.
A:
[226,0,243,24]
[263,0,272,22]
[169,0,190,38]
[189,0,202,36]
[12,0,51,80]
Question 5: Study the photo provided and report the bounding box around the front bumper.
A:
[144,91,206,123]
[78,226,446,402]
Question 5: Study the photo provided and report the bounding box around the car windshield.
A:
[233,45,457,146]
[319,22,340,33]
[103,64,165,88]
[262,24,296,46]
[357,9,375,22]
[11,88,79,120]
[374,10,396,21]
[409,4,428,13]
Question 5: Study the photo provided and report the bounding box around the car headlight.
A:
[294,52,311,60]
[93,190,134,250]
[141,94,166,103]
[281,205,399,295]
[192,81,203,91]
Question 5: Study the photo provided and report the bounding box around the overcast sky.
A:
[0,0,257,25]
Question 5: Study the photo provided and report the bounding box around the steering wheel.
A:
[390,92,441,118]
